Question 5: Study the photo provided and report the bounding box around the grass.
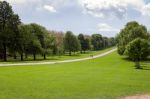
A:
[0,51,150,99]
[0,47,115,64]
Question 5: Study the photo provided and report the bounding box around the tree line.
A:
[117,21,150,69]
[0,1,116,61]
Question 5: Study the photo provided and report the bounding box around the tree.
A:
[49,33,58,55]
[18,24,34,60]
[91,34,103,50]
[29,23,55,60]
[125,38,150,69]
[78,34,90,53]
[117,21,149,55]
[8,14,21,59]
[72,35,81,53]
[83,38,90,52]
[0,1,20,61]
[102,37,108,48]
[28,39,42,60]
[78,34,85,53]
[54,31,64,55]
[43,34,53,59]
[64,31,80,56]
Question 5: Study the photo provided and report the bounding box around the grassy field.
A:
[0,51,150,99]
[0,47,115,64]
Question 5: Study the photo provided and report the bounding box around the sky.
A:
[3,0,150,37]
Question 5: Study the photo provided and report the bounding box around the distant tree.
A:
[91,34,103,50]
[102,37,108,48]
[49,33,57,55]
[64,31,80,56]
[117,21,149,55]
[72,35,81,53]
[108,37,116,47]
[54,31,64,55]
[84,38,90,52]
[28,39,42,60]
[18,24,34,60]
[78,34,90,53]
[43,34,53,59]
[125,38,150,69]
[78,34,85,53]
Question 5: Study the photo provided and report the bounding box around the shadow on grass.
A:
[140,64,150,70]
[121,56,150,70]
[0,57,60,63]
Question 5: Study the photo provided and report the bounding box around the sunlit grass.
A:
[0,51,150,99]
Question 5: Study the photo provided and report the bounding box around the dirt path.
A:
[119,94,150,99]
[0,48,117,67]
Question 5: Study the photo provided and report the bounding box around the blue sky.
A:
[5,0,150,37]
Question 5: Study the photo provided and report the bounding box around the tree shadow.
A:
[139,62,150,70]
[121,57,150,71]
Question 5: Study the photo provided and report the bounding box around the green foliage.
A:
[117,21,149,55]
[78,34,90,53]
[0,1,115,61]
[64,31,81,56]
[91,34,103,50]
[125,38,150,61]
[0,1,20,61]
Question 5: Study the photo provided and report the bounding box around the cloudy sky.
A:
[4,0,150,37]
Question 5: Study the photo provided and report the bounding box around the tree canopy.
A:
[117,21,149,55]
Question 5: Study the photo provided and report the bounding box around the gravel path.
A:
[0,48,117,67]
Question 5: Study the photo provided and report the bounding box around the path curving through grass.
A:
[0,48,117,66]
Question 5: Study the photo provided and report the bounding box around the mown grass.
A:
[0,47,115,64]
[0,51,150,99]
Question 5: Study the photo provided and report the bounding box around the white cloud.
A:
[43,5,57,13]
[79,0,127,19]
[5,0,39,4]
[78,0,148,18]
[5,0,150,18]
[141,3,150,17]
[98,23,119,32]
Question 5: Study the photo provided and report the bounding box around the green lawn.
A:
[0,47,115,64]
[0,51,150,99]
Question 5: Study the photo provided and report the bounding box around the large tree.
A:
[117,21,149,55]
[18,24,34,61]
[0,1,20,61]
[125,38,150,69]
[8,14,21,59]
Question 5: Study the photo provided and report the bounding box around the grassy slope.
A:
[0,52,150,99]
[0,47,115,64]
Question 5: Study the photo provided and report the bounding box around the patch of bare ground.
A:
[118,94,150,99]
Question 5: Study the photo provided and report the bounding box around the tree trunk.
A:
[14,52,17,59]
[69,51,71,56]
[25,53,28,59]
[44,54,46,60]
[135,59,141,69]
[33,54,36,60]
[84,50,85,53]
[21,53,23,61]
[3,43,7,61]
